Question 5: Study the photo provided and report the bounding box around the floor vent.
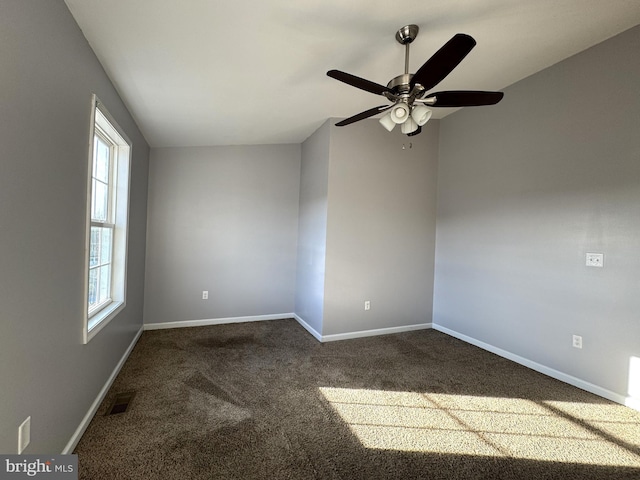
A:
[106,392,136,415]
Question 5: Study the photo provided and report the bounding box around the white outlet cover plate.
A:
[572,335,583,349]
[18,416,30,454]
[586,253,604,267]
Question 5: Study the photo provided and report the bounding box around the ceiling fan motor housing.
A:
[387,73,414,95]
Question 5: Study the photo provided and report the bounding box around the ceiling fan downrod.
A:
[385,25,423,98]
[395,24,419,74]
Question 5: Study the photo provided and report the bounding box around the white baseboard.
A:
[432,323,636,410]
[144,313,295,331]
[292,313,323,341]
[293,313,431,343]
[63,325,143,454]
[322,323,432,342]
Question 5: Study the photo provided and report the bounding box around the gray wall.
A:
[434,26,640,399]
[322,119,440,336]
[0,0,149,453]
[144,145,300,325]
[295,121,330,334]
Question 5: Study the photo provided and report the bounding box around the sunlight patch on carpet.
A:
[319,387,640,467]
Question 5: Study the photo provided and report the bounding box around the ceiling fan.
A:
[327,25,504,136]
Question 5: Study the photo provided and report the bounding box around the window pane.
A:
[91,180,100,221]
[99,265,111,304]
[90,227,100,267]
[101,227,113,264]
[88,268,98,309]
[92,136,99,178]
[95,135,110,183]
[92,180,108,222]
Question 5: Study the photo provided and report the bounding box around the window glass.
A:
[89,227,100,267]
[92,179,109,222]
[88,268,98,310]
[100,228,112,264]
[94,135,110,183]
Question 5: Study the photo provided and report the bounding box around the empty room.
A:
[1,1,639,479]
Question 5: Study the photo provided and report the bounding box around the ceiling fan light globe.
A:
[411,105,433,126]
[390,103,410,124]
[401,117,419,134]
[379,112,396,132]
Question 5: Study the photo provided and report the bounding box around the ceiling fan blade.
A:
[411,34,476,91]
[335,105,391,127]
[407,126,422,137]
[425,90,504,107]
[327,70,391,96]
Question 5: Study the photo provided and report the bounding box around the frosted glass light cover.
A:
[379,112,396,131]
[390,103,410,124]
[411,105,433,126]
[401,117,419,134]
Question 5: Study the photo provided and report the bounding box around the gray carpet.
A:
[75,319,640,479]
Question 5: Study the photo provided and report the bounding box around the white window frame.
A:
[83,94,132,343]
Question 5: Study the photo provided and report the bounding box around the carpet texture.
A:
[74,319,640,479]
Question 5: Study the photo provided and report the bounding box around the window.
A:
[84,95,131,343]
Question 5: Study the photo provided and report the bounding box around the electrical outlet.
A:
[572,335,583,349]
[18,416,30,454]
[364,300,371,311]
[586,253,604,268]
[202,291,208,300]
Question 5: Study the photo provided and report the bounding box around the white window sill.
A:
[86,300,125,343]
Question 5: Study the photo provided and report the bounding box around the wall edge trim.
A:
[143,313,294,331]
[321,323,432,342]
[292,313,323,341]
[62,325,144,454]
[432,323,637,411]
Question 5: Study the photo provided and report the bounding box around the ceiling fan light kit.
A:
[401,117,419,135]
[327,24,504,136]
[379,112,397,132]
[390,102,411,124]
[411,105,433,126]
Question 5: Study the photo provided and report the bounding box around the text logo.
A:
[0,456,77,479]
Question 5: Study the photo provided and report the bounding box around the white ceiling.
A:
[64,0,640,148]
